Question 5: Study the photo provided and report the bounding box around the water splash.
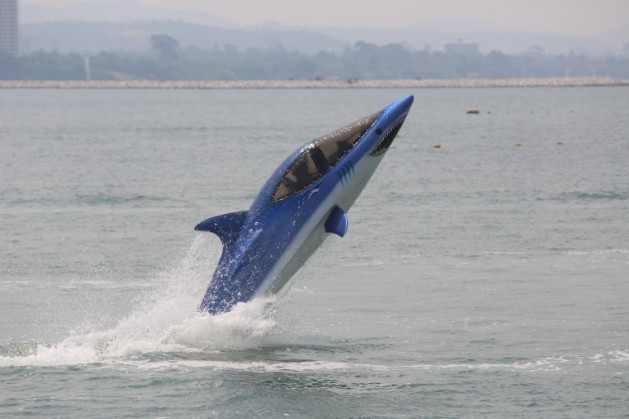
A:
[0,235,277,367]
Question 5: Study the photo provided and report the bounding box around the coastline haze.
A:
[22,0,629,38]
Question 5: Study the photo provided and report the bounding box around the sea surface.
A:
[1,87,628,417]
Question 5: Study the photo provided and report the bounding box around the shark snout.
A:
[369,95,413,157]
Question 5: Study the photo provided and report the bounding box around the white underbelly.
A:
[255,155,383,297]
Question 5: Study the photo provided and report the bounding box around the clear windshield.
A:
[272,111,381,201]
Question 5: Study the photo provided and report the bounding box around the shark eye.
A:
[370,116,406,156]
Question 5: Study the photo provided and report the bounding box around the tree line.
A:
[2,37,628,81]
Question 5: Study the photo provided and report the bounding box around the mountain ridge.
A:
[19,1,628,55]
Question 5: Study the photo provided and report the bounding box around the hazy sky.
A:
[25,0,629,36]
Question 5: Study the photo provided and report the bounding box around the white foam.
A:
[131,359,349,372]
[399,356,567,372]
[590,350,629,364]
[160,298,276,351]
[609,350,629,362]
[0,235,277,367]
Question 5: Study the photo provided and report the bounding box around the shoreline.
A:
[0,77,626,89]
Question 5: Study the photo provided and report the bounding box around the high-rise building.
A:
[0,0,18,56]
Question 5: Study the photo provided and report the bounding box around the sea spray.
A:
[0,235,277,366]
[161,298,277,351]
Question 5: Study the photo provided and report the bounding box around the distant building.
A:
[0,0,18,56]
[444,40,479,56]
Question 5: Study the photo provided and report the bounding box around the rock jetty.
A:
[0,77,626,89]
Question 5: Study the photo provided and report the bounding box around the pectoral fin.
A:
[325,206,348,237]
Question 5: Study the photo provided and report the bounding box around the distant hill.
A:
[596,24,629,52]
[20,1,349,54]
[296,26,612,55]
[19,1,625,55]
[20,21,350,54]
[21,19,618,56]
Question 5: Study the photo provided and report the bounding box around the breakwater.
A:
[0,77,626,89]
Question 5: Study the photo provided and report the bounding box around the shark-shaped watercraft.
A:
[196,95,414,314]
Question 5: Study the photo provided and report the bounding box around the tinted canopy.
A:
[273,111,381,201]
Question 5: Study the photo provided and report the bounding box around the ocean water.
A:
[1,87,628,417]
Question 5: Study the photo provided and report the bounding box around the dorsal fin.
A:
[195,211,248,247]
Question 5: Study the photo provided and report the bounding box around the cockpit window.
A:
[272,110,382,201]
[314,110,382,167]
